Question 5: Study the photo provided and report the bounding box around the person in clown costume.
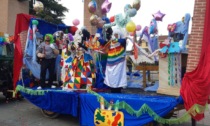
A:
[62,28,95,90]
[104,28,127,93]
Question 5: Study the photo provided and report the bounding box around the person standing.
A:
[36,34,59,89]
[104,29,127,93]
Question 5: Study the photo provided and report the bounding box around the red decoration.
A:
[180,0,210,121]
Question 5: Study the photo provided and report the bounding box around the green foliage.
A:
[29,0,68,24]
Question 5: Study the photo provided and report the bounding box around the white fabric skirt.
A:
[104,61,127,88]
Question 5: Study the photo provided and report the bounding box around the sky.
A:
[58,0,195,35]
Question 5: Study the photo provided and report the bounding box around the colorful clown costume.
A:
[104,39,127,88]
[62,53,95,90]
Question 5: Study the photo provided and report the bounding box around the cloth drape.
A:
[180,0,210,121]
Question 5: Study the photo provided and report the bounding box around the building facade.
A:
[0,0,29,35]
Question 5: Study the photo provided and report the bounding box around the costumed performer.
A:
[62,28,95,90]
[36,34,59,89]
[94,16,113,89]
[104,28,127,93]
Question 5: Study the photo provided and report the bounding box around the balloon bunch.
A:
[89,0,112,27]
[129,25,142,36]
[123,0,141,33]
[0,35,14,45]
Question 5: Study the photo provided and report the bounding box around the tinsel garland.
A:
[168,54,171,85]
[176,54,182,86]
[88,89,208,125]
[16,85,45,95]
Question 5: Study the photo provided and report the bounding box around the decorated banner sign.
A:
[94,109,124,126]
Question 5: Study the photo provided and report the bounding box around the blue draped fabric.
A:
[20,88,79,117]
[30,18,70,36]
[23,57,41,79]
[94,54,109,89]
[80,93,178,126]
[55,55,61,81]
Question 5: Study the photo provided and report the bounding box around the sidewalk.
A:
[173,104,210,126]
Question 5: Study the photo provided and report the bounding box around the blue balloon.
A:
[127,8,137,17]
[0,37,3,42]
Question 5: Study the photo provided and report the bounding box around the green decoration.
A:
[168,53,171,85]
[16,85,45,95]
[118,122,122,126]
[32,20,39,25]
[95,111,105,122]
[87,89,208,125]
[65,29,68,33]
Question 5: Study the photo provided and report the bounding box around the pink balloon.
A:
[136,25,142,31]
[72,19,80,26]
[152,10,165,21]
[101,0,112,14]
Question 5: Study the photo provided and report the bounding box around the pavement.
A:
[172,106,210,126]
[0,93,209,126]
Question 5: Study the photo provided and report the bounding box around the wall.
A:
[186,0,206,72]
[0,0,9,34]
[0,0,29,35]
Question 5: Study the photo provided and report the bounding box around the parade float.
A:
[13,0,210,126]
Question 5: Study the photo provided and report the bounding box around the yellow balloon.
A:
[126,21,136,32]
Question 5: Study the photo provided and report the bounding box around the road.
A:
[0,93,80,126]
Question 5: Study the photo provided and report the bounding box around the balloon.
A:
[101,0,112,14]
[68,33,74,41]
[126,21,136,32]
[0,37,3,43]
[88,1,97,14]
[124,4,132,14]
[167,23,176,32]
[136,25,142,31]
[69,26,78,35]
[89,15,98,26]
[132,0,141,11]
[96,17,105,28]
[152,10,165,21]
[72,19,80,26]
[33,1,44,13]
[109,16,115,23]
[32,20,39,25]
[127,8,137,17]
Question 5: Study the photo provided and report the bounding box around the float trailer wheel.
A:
[41,109,60,119]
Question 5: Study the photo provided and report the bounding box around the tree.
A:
[29,0,68,25]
